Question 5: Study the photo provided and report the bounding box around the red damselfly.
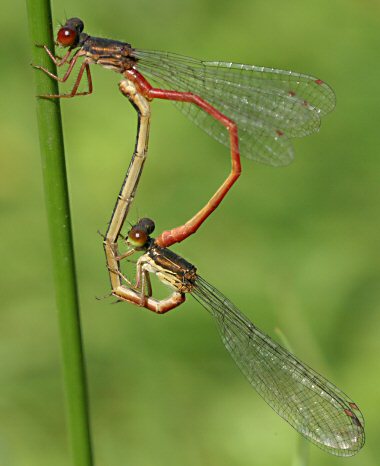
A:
[106,218,365,457]
[35,18,335,248]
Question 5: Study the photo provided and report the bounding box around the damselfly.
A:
[107,218,365,457]
[35,17,335,248]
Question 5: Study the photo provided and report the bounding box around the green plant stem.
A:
[26,2,94,465]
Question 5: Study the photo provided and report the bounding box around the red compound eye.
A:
[57,27,77,47]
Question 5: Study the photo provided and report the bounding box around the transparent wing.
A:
[192,275,364,456]
[134,50,336,166]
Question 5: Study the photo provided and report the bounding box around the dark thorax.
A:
[144,241,197,293]
[81,35,137,72]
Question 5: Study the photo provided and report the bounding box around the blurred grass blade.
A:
[26,2,94,465]
[292,437,310,466]
[275,328,309,466]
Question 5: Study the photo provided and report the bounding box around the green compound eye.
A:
[128,227,148,248]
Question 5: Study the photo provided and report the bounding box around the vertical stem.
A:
[26,2,94,465]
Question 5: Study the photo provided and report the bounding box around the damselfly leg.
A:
[107,218,186,313]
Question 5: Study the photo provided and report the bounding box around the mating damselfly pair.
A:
[34,17,365,456]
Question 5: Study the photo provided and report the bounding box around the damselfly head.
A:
[56,17,84,48]
[127,218,155,250]
[137,218,155,235]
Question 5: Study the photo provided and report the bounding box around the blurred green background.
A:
[1,0,379,464]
